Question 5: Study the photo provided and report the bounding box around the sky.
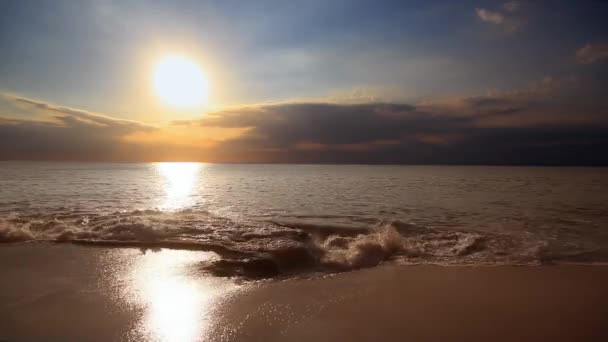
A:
[1,0,608,164]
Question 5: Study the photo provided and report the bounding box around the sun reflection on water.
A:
[123,249,237,342]
[156,162,202,210]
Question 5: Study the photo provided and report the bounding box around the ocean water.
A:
[1,162,607,278]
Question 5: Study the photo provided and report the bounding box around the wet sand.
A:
[209,265,608,341]
[1,244,607,341]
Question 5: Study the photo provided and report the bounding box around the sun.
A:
[153,55,208,109]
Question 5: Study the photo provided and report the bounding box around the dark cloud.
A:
[2,89,608,165]
[456,96,527,119]
[171,90,608,165]
[197,103,456,146]
[576,43,608,64]
[0,96,155,161]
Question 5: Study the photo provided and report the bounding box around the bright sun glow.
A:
[154,55,208,108]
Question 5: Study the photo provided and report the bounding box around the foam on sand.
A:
[1,209,606,279]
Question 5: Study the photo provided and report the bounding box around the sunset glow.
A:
[1,1,607,164]
[1,2,608,341]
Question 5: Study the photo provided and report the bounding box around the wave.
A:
[1,209,604,279]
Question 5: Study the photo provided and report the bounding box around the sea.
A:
[1,162,607,278]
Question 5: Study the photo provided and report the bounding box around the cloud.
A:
[196,100,608,165]
[0,94,251,162]
[11,96,154,134]
[0,95,158,161]
[576,43,608,64]
[476,2,523,33]
[2,78,608,165]
[476,8,504,25]
[168,77,608,164]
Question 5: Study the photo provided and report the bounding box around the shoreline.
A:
[1,244,607,341]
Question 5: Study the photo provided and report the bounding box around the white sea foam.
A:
[2,209,601,279]
[1,163,607,279]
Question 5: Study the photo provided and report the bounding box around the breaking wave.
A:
[0,209,604,279]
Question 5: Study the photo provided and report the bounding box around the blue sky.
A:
[1,1,607,163]
[1,0,605,115]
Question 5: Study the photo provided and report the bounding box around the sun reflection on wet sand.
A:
[156,162,202,211]
[122,249,238,342]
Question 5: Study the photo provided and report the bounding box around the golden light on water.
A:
[156,162,202,210]
[154,55,208,109]
[123,250,237,342]
[107,164,231,340]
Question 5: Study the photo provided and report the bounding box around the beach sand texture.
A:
[1,244,607,341]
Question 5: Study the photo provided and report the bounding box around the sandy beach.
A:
[210,264,608,341]
[1,244,607,341]
[3,0,608,340]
